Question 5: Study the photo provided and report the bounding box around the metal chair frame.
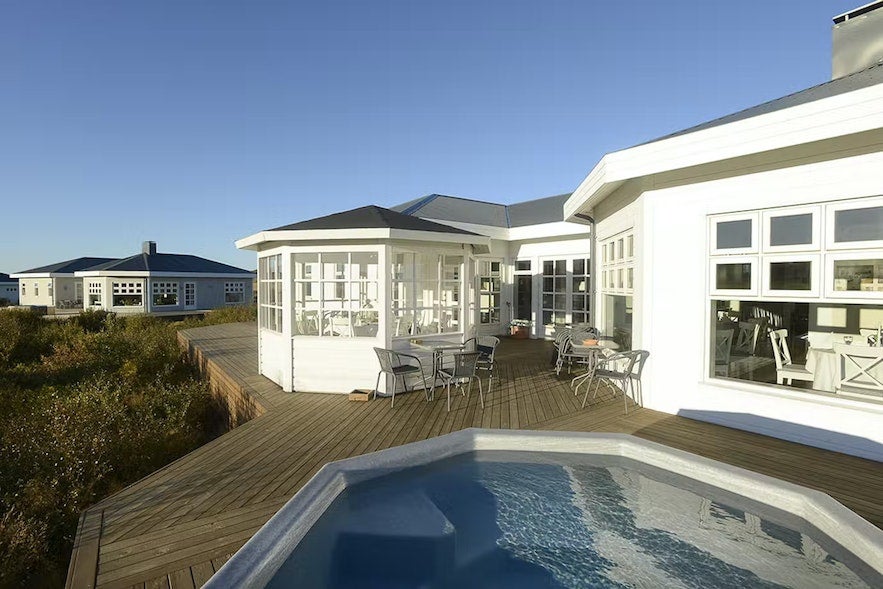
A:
[462,336,500,391]
[437,351,483,411]
[372,347,429,408]
[585,350,640,413]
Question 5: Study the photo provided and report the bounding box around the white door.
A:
[540,257,592,338]
[184,282,197,309]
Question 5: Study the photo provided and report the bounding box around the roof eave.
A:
[236,227,485,248]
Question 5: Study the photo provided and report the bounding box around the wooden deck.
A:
[66,322,883,589]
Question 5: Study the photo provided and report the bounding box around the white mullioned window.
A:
[259,255,283,332]
[478,260,502,325]
[88,282,102,306]
[225,282,246,304]
[112,282,143,307]
[184,282,196,307]
[292,251,380,337]
[152,282,179,306]
[391,250,463,336]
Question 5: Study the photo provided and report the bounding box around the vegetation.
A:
[0,306,256,587]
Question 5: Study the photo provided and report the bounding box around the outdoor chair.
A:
[372,347,429,408]
[585,350,640,413]
[437,351,482,411]
[627,350,650,409]
[555,335,594,375]
[463,336,500,391]
[714,328,734,376]
[769,329,813,386]
[833,343,883,396]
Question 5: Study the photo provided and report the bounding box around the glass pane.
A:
[716,263,752,290]
[770,213,813,246]
[572,277,587,293]
[489,308,500,323]
[491,278,501,292]
[543,261,554,276]
[835,206,883,243]
[627,268,634,289]
[542,310,552,324]
[353,310,378,337]
[769,261,812,291]
[627,235,634,257]
[542,293,553,308]
[293,253,318,280]
[572,312,584,324]
[543,277,553,292]
[490,261,501,275]
[351,252,378,280]
[716,219,752,249]
[480,311,490,324]
[554,294,566,310]
[832,259,883,292]
[554,260,566,275]
[322,253,347,280]
[573,259,585,275]
[515,260,531,271]
[554,277,565,292]
[572,295,585,310]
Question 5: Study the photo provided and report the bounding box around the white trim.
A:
[236,228,490,249]
[709,256,759,297]
[75,271,254,279]
[709,212,759,255]
[824,195,883,251]
[761,205,822,253]
[761,254,821,298]
[825,251,883,300]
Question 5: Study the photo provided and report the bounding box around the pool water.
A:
[267,451,873,588]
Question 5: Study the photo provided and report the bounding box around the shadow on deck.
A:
[66,322,883,589]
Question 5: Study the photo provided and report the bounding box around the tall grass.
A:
[0,307,255,587]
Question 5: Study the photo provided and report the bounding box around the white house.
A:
[235,197,592,393]
[238,3,883,460]
[564,2,883,460]
[0,273,20,306]
[13,242,254,315]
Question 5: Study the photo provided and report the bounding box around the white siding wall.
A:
[605,150,883,460]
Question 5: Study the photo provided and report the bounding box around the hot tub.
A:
[206,430,883,588]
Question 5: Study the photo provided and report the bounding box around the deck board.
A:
[65,322,883,588]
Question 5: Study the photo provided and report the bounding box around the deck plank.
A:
[65,322,883,589]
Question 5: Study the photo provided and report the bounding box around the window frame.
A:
[152,281,180,307]
[825,251,883,300]
[761,254,820,298]
[477,259,502,326]
[824,196,883,251]
[710,212,759,255]
[258,254,283,332]
[111,281,144,308]
[762,205,821,253]
[390,249,464,338]
[709,256,759,297]
[225,282,246,304]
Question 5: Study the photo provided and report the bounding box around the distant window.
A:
[34,282,38,297]
[479,260,502,325]
[152,282,179,306]
[258,256,283,331]
[225,282,246,304]
[184,282,196,307]
[515,260,531,272]
[48,282,53,299]
[112,282,143,307]
[88,282,102,306]
[21,283,25,296]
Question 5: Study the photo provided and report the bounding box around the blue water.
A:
[267,452,874,588]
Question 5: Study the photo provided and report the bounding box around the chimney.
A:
[142,241,157,255]
[832,1,883,79]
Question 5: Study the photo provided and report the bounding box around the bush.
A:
[0,308,243,586]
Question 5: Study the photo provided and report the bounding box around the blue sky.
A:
[0,0,860,271]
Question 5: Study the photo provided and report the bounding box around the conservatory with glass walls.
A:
[236,206,491,394]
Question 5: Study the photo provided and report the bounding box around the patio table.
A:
[570,342,619,395]
[410,339,466,394]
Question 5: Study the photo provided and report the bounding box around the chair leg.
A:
[446,380,452,412]
[477,377,484,408]
[373,372,382,401]
[391,375,397,408]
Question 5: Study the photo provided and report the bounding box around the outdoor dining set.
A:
[371,325,650,414]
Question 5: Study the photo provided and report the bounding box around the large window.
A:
[88,282,102,306]
[152,282,179,306]
[391,251,462,336]
[292,251,379,337]
[478,260,502,325]
[259,254,283,332]
[604,295,633,351]
[225,282,246,304]
[112,282,143,307]
[541,259,567,326]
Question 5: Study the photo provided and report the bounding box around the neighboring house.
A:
[238,3,883,462]
[75,242,254,314]
[236,198,590,393]
[563,2,883,460]
[12,257,117,309]
[0,273,20,305]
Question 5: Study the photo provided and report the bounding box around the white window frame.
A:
[88,282,102,307]
[825,251,883,300]
[478,259,502,326]
[225,282,246,304]
[709,256,759,298]
[824,196,883,251]
[762,205,821,254]
[761,254,820,298]
[391,249,463,338]
[112,281,144,308]
[184,282,197,308]
[259,255,283,332]
[152,281,179,307]
[710,211,759,255]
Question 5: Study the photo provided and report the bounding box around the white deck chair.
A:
[833,343,883,396]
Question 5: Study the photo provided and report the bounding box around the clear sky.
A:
[0,0,861,272]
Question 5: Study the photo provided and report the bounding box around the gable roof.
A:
[639,62,883,147]
[392,193,571,228]
[15,257,117,275]
[270,205,478,235]
[83,253,251,274]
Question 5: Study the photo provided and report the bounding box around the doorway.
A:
[516,275,532,321]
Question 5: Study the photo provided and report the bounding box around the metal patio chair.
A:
[463,336,500,391]
[372,347,429,408]
[584,350,640,413]
[437,351,482,411]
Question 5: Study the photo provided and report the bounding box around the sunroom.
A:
[235,206,492,394]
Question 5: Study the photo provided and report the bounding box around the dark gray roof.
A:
[392,193,570,228]
[507,194,571,227]
[0,273,18,283]
[16,257,117,275]
[85,253,251,274]
[639,62,883,146]
[270,205,478,235]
